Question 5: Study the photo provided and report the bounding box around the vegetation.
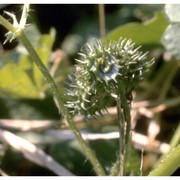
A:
[0,4,179,176]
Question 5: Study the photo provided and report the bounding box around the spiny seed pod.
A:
[65,37,154,116]
[66,72,114,116]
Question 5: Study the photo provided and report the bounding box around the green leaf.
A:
[19,28,56,90]
[0,28,56,99]
[33,28,56,89]
[103,11,168,47]
[165,4,180,23]
[0,63,40,98]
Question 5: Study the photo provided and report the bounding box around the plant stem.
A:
[122,95,131,149]
[122,96,132,174]
[0,12,106,175]
[19,32,106,176]
[117,88,132,175]
[116,95,125,176]
[153,122,180,169]
[148,144,180,176]
[98,4,106,38]
[169,123,180,148]
[0,15,16,33]
[110,155,120,176]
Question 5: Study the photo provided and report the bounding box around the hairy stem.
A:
[0,10,106,175]
[149,144,180,176]
[19,32,106,176]
[110,154,120,176]
[116,95,125,176]
[118,88,132,175]
[153,122,180,169]
[120,93,131,147]
[0,15,16,33]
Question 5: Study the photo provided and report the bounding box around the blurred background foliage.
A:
[0,4,179,176]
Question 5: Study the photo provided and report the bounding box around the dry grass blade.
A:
[0,129,74,176]
[0,169,8,176]
[46,130,170,154]
[0,119,54,131]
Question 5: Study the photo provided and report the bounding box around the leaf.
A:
[0,28,56,99]
[0,63,40,98]
[33,29,56,89]
[165,4,180,23]
[162,24,180,59]
[103,11,168,47]
[19,28,56,90]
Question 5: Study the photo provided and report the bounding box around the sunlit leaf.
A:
[33,28,56,89]
[0,27,55,98]
[103,11,168,47]
[19,28,56,90]
[0,63,40,98]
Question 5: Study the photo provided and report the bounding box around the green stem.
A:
[0,12,106,176]
[19,32,106,176]
[153,122,180,169]
[0,15,16,33]
[116,95,125,176]
[118,88,132,175]
[110,155,120,176]
[112,88,132,176]
[169,123,180,148]
[119,89,131,149]
[148,144,180,176]
[121,95,131,146]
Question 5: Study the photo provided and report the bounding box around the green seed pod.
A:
[65,38,154,116]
